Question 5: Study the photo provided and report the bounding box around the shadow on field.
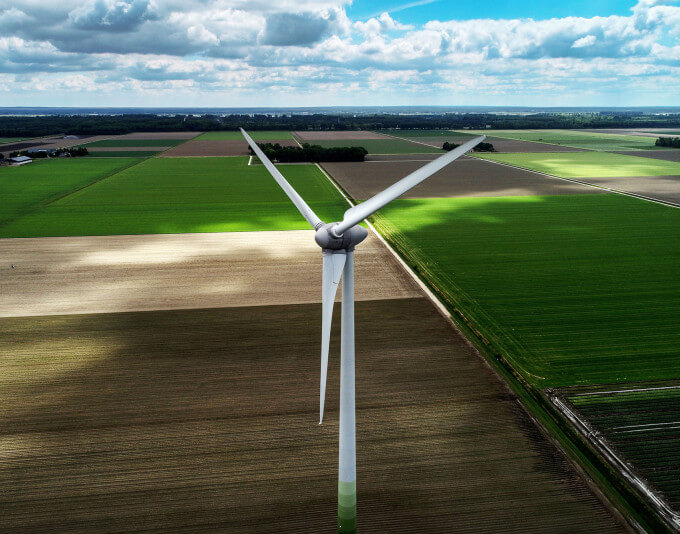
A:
[0,299,625,532]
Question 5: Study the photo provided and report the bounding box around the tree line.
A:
[656,136,680,148]
[251,143,368,163]
[2,112,680,137]
[443,141,495,152]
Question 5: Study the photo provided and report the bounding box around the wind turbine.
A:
[241,129,485,533]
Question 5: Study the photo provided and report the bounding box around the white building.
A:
[9,156,32,166]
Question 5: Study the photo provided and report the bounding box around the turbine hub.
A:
[315,222,368,251]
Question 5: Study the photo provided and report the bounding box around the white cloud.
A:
[0,0,678,105]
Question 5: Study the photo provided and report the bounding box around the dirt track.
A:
[322,158,604,199]
[0,298,626,533]
[0,231,420,317]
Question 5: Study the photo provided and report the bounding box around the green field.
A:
[0,137,29,144]
[0,157,347,237]
[463,129,661,151]
[0,158,141,226]
[198,131,293,140]
[311,138,443,154]
[87,150,163,158]
[379,130,476,138]
[84,139,184,147]
[475,151,680,177]
[372,194,680,388]
[567,386,680,509]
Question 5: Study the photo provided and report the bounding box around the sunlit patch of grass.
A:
[0,157,348,237]
[474,151,680,178]
[373,194,680,388]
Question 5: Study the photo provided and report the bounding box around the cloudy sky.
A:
[1,0,679,107]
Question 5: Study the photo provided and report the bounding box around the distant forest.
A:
[2,112,680,137]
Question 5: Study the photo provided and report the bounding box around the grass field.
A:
[566,386,680,510]
[88,150,162,158]
[311,138,443,154]
[0,158,140,226]
[84,139,184,147]
[475,151,680,177]
[371,193,680,388]
[463,129,662,151]
[0,137,28,144]
[198,131,293,140]
[0,157,348,237]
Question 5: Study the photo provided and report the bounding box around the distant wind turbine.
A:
[241,128,485,533]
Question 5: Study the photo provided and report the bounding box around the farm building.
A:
[9,155,32,166]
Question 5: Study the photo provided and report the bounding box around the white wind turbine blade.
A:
[241,128,323,229]
[320,251,346,424]
[333,135,486,236]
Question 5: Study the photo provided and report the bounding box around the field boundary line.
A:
[551,393,680,531]
[477,157,680,209]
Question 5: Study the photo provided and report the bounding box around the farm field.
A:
[564,385,680,511]
[615,150,680,163]
[83,138,185,147]
[462,129,663,151]
[0,298,625,533]
[294,130,389,140]
[198,130,293,140]
[370,193,680,389]
[384,130,584,152]
[321,158,602,199]
[87,150,163,158]
[475,151,680,178]
[310,138,443,154]
[0,137,29,144]
[0,158,140,225]
[0,231,420,317]
[162,139,298,157]
[0,157,348,237]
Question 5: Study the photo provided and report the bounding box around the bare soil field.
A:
[576,175,680,205]
[322,158,604,199]
[294,130,391,141]
[161,139,298,157]
[0,231,420,317]
[614,150,680,162]
[0,298,626,533]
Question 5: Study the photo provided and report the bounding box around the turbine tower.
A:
[241,129,485,533]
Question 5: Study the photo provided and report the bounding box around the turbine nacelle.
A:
[315,222,368,252]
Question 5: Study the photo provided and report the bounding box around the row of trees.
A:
[656,136,680,148]
[443,141,495,152]
[2,113,680,138]
[252,143,368,162]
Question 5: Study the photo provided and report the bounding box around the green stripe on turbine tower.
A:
[338,481,357,533]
